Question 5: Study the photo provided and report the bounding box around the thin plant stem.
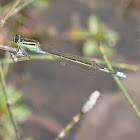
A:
[0,61,22,140]
[0,0,35,21]
[0,44,138,71]
[0,0,21,27]
[0,44,17,53]
[55,91,100,140]
[55,112,83,140]
[9,0,35,18]
[0,54,137,71]
[97,43,140,119]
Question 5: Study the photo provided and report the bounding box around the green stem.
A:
[0,61,21,140]
[9,0,35,18]
[98,43,140,119]
[55,112,83,140]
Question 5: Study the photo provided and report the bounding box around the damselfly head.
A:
[13,34,21,44]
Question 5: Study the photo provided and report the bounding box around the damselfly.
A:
[11,34,126,78]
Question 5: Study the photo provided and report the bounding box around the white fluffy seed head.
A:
[82,91,100,113]
[89,91,100,101]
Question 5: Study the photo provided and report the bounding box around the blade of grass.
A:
[9,0,35,18]
[97,43,140,119]
[0,0,35,22]
[0,0,21,27]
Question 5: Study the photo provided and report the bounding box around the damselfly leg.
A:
[18,45,31,60]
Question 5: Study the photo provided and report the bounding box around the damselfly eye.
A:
[14,34,21,43]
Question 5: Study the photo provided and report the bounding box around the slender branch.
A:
[0,61,21,140]
[0,0,21,27]
[97,43,140,119]
[0,44,17,53]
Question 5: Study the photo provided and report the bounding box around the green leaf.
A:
[0,84,31,139]
[95,28,105,40]
[101,44,116,58]
[0,85,23,114]
[104,30,119,46]
[13,105,31,122]
[33,0,49,8]
[82,40,98,57]
[88,15,100,35]
[3,121,16,139]
[8,87,22,105]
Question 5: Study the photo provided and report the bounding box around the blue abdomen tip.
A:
[38,50,46,54]
[116,72,127,78]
